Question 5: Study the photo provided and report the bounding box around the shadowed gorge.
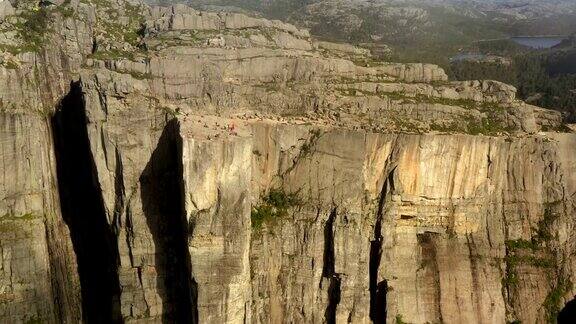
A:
[52,82,122,323]
[369,172,393,324]
[140,120,196,323]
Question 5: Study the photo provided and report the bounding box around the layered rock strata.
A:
[0,0,574,323]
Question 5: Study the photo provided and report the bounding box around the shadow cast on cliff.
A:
[558,296,576,323]
[139,119,197,323]
[322,208,341,324]
[369,171,394,324]
[52,81,122,323]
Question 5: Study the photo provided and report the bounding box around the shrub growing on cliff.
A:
[395,315,407,324]
[544,277,573,323]
[251,189,300,230]
[534,202,560,243]
[17,8,51,51]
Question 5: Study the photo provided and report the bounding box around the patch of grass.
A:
[251,189,300,230]
[338,75,394,84]
[429,121,463,133]
[467,117,513,136]
[505,253,554,269]
[99,19,142,48]
[16,9,52,52]
[89,48,137,61]
[254,81,281,93]
[83,0,111,8]
[300,129,321,157]
[383,91,409,101]
[128,71,152,80]
[2,60,19,69]
[503,236,556,289]
[55,4,74,18]
[0,8,52,54]
[543,277,573,323]
[341,88,513,135]
[351,57,384,68]
[505,239,539,251]
[23,315,43,324]
[1,213,39,221]
[396,314,408,324]
[390,116,421,133]
[502,268,519,287]
[533,202,561,243]
[0,213,40,232]
[418,95,478,109]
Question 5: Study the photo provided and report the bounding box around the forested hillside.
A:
[450,36,576,121]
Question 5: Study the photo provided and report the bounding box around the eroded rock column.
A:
[180,118,253,323]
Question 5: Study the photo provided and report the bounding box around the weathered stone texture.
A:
[181,119,253,323]
[0,113,81,323]
[248,123,576,324]
[0,1,574,323]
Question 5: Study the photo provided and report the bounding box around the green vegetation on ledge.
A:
[395,314,408,324]
[543,277,573,323]
[251,189,300,230]
[0,213,41,233]
[339,88,514,135]
[502,203,561,288]
[502,200,569,322]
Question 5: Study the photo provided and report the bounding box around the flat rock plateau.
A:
[0,0,575,323]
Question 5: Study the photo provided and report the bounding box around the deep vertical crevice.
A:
[140,119,196,323]
[417,232,443,323]
[325,277,341,324]
[322,208,337,278]
[370,169,394,324]
[112,147,125,231]
[558,296,576,323]
[323,208,341,324]
[52,81,122,323]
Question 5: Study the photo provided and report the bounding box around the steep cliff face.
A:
[0,0,575,323]
[0,113,82,323]
[248,124,576,324]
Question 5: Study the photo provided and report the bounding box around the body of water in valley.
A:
[451,36,569,62]
[510,36,567,49]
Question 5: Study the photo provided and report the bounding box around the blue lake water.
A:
[510,37,567,49]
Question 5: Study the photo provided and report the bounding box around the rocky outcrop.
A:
[0,0,574,323]
[180,118,252,323]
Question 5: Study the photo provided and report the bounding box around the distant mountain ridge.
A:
[179,0,576,65]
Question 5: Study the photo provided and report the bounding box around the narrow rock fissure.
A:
[112,147,125,230]
[370,170,394,324]
[323,208,341,324]
[52,81,122,323]
[502,235,515,316]
[139,119,197,323]
[558,296,576,323]
[322,208,337,278]
[417,232,442,322]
